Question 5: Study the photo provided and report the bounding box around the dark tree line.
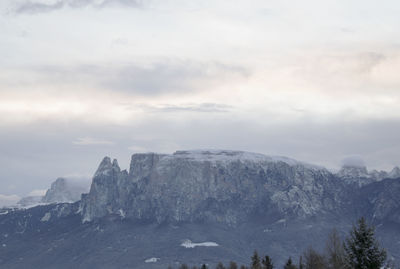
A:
[168,217,389,269]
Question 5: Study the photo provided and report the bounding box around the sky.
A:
[1,0,400,200]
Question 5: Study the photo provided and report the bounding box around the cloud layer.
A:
[13,0,144,14]
[0,0,400,196]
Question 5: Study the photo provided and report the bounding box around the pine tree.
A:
[344,217,387,269]
[201,264,208,269]
[251,251,262,269]
[262,255,274,269]
[284,257,297,269]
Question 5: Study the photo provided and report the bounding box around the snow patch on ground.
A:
[19,203,48,209]
[276,218,286,224]
[41,212,51,222]
[2,244,6,247]
[82,215,91,224]
[118,209,126,219]
[0,211,9,215]
[145,257,160,263]
[181,239,219,248]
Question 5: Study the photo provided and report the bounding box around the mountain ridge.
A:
[1,149,400,268]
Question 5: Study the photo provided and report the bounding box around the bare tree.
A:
[216,262,226,269]
[228,261,238,269]
[303,247,326,269]
[325,229,346,269]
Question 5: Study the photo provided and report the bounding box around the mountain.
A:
[357,178,400,224]
[42,177,90,204]
[388,166,400,179]
[13,177,91,208]
[0,150,399,269]
[335,164,400,186]
[81,150,346,224]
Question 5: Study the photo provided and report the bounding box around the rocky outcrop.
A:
[42,177,90,204]
[336,165,400,186]
[388,166,400,178]
[1,150,400,269]
[357,178,400,224]
[81,150,346,224]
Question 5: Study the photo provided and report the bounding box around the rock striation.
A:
[336,164,400,186]
[81,150,347,224]
[1,149,400,269]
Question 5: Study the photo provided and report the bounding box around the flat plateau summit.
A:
[1,150,400,268]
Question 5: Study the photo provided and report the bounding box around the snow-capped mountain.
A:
[1,150,400,269]
[335,164,400,186]
[13,177,91,208]
[81,150,343,224]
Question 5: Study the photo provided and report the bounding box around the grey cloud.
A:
[14,0,143,14]
[72,137,115,145]
[15,1,64,14]
[341,156,366,167]
[357,52,386,73]
[101,61,249,96]
[11,60,249,96]
[0,194,20,207]
[139,103,233,113]
[2,115,400,196]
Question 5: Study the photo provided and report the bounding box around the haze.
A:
[1,0,400,198]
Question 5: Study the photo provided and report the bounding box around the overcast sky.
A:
[1,0,400,199]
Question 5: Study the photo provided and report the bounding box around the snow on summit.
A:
[172,150,322,169]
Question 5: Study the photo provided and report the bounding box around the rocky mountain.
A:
[13,177,91,208]
[81,150,346,224]
[0,150,399,269]
[335,164,400,186]
[357,178,400,224]
[388,166,400,178]
[42,177,90,204]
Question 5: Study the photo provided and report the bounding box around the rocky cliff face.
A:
[336,164,400,186]
[81,150,346,225]
[1,150,400,269]
[357,178,400,224]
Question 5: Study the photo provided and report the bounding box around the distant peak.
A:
[338,165,368,175]
[100,156,112,166]
[94,156,120,177]
[389,166,400,178]
[54,177,67,184]
[112,158,119,167]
